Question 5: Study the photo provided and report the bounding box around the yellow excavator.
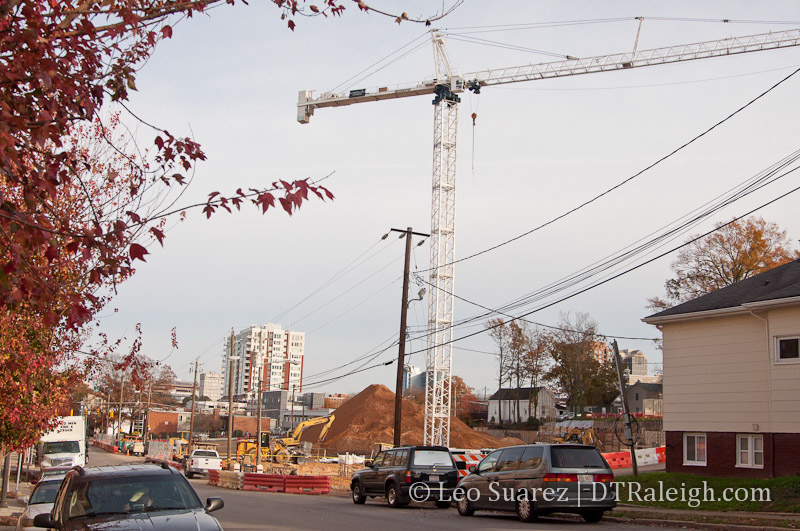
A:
[553,427,603,449]
[238,414,335,465]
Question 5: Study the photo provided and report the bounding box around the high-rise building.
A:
[222,323,304,400]
[619,349,648,378]
[589,341,613,366]
[199,372,223,401]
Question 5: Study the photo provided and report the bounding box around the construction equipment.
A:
[297,27,800,446]
[554,428,603,449]
[238,414,336,465]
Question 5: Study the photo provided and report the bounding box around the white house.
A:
[487,387,556,424]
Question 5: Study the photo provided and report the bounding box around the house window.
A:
[736,435,764,469]
[683,433,707,466]
[777,337,800,362]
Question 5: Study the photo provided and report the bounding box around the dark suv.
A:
[350,445,458,508]
[454,443,616,523]
[33,463,224,530]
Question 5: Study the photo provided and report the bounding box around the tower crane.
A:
[297,27,800,446]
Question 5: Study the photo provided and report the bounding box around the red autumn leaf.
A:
[161,25,173,38]
[45,245,59,262]
[129,243,149,262]
[149,227,165,246]
[279,196,293,215]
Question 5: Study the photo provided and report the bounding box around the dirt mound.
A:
[301,384,522,454]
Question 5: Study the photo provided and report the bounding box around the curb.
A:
[607,515,793,531]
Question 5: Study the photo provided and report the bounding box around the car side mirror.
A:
[33,513,57,528]
[19,495,29,504]
[205,497,224,513]
[468,465,477,474]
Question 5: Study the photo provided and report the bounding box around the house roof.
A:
[488,388,547,401]
[644,259,800,322]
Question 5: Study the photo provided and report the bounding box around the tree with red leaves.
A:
[0,0,455,451]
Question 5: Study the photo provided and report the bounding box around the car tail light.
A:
[405,471,412,484]
[594,474,614,483]
[543,473,578,482]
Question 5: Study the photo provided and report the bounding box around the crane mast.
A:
[297,27,800,446]
[426,33,458,446]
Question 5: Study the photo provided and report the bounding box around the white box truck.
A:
[38,416,87,468]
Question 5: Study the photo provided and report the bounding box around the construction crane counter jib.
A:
[298,27,800,123]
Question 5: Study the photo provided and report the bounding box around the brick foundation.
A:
[666,431,800,478]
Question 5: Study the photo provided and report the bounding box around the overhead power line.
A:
[419,65,800,275]
[306,183,800,389]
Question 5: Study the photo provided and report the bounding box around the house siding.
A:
[662,313,772,434]
[658,303,800,478]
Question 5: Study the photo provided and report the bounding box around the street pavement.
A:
[0,445,721,530]
[96,446,691,530]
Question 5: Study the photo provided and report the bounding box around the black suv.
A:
[33,463,224,530]
[350,445,458,508]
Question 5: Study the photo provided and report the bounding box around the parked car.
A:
[32,463,224,530]
[454,443,616,523]
[183,449,222,479]
[17,475,66,531]
[350,445,458,508]
[31,467,71,485]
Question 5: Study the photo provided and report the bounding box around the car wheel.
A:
[582,510,604,523]
[456,493,474,516]
[351,481,366,504]
[516,496,537,522]
[435,500,451,509]
[385,483,407,508]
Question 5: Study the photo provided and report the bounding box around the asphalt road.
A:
[1,446,684,531]
[102,446,685,530]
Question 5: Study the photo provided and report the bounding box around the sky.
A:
[90,1,800,397]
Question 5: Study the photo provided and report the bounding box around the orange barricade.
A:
[208,470,220,487]
[242,473,285,492]
[283,475,330,495]
[602,451,630,470]
[656,446,666,463]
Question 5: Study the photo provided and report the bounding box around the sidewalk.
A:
[609,503,800,530]
[0,501,25,527]
[0,453,36,526]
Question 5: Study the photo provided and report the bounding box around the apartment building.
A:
[222,323,304,400]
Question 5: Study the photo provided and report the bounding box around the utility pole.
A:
[390,227,429,447]
[612,340,639,476]
[188,359,199,454]
[290,385,296,432]
[256,373,263,470]
[145,383,153,441]
[226,329,237,467]
[116,374,125,441]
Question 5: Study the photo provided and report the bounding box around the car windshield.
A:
[43,441,79,454]
[66,474,202,519]
[192,451,218,457]
[412,450,452,467]
[550,447,607,469]
[30,481,62,504]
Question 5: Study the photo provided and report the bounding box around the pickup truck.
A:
[183,449,222,478]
